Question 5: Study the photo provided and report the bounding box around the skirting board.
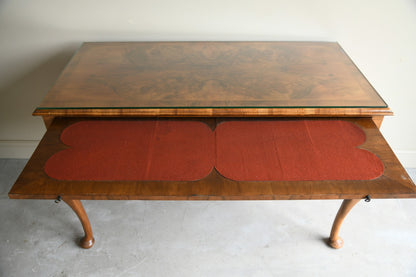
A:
[0,140,415,168]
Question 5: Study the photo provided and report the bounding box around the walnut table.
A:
[9,42,416,249]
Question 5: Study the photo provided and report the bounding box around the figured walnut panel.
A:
[37,42,388,114]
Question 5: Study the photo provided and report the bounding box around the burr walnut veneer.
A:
[9,42,415,249]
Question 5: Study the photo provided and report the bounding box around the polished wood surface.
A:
[34,107,393,118]
[35,42,389,117]
[328,199,361,249]
[371,115,385,129]
[63,199,95,249]
[9,117,416,200]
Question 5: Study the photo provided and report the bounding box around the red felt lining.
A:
[44,120,384,181]
[215,120,384,181]
[45,121,215,181]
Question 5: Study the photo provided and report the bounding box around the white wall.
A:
[0,0,415,166]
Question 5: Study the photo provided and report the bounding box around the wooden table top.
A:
[34,42,391,117]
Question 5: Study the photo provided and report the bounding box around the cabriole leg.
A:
[329,199,360,249]
[63,199,95,249]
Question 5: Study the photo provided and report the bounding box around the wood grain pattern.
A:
[371,115,384,128]
[9,117,416,200]
[36,42,389,116]
[41,115,54,129]
[33,107,393,119]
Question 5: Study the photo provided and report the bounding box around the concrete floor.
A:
[1,159,416,276]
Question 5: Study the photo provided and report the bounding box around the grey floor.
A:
[1,159,416,277]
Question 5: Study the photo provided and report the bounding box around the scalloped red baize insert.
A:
[215,120,383,181]
[44,120,384,181]
[44,121,215,181]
